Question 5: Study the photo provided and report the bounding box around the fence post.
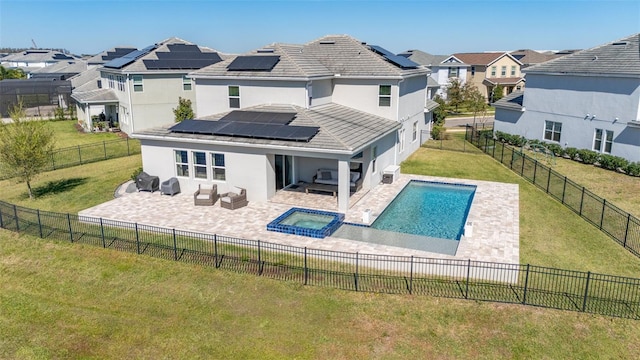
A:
[624,214,631,248]
[520,153,526,176]
[78,145,82,165]
[213,234,220,268]
[579,187,585,216]
[599,200,606,230]
[491,138,496,158]
[13,204,19,231]
[354,252,359,292]
[100,218,106,248]
[561,176,568,204]
[172,228,178,261]
[258,240,263,275]
[37,209,43,238]
[409,256,414,295]
[522,264,530,305]
[304,247,308,285]
[582,271,591,312]
[465,259,471,299]
[500,143,505,164]
[546,168,552,194]
[103,141,107,160]
[533,160,538,184]
[135,223,140,254]
[67,213,73,242]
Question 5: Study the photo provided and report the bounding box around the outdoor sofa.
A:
[312,169,363,192]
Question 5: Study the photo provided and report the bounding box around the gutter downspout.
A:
[394,78,405,166]
[126,73,135,134]
[305,81,312,109]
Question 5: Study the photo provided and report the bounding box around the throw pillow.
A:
[321,171,332,180]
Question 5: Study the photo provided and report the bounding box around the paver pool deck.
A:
[79,174,519,264]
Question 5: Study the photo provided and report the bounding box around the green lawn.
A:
[1,230,639,359]
[47,120,122,149]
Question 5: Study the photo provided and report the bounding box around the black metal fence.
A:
[0,138,141,180]
[465,125,640,259]
[0,199,638,320]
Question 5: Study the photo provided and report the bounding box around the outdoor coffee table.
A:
[305,183,338,197]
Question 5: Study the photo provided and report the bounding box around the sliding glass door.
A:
[275,155,293,190]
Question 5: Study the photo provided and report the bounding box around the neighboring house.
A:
[134,35,432,212]
[453,52,524,101]
[493,33,640,162]
[72,38,225,133]
[0,49,77,70]
[28,60,88,80]
[400,49,468,99]
[509,49,564,69]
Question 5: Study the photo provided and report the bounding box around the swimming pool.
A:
[267,208,344,238]
[371,181,476,240]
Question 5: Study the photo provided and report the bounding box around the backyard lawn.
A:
[1,230,638,359]
[47,119,122,148]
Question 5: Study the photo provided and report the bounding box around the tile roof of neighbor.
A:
[102,37,227,73]
[85,47,137,65]
[453,52,518,66]
[1,49,78,63]
[493,90,524,110]
[509,49,561,66]
[133,103,401,154]
[524,33,640,76]
[29,60,87,74]
[69,67,101,92]
[399,50,466,68]
[191,35,429,79]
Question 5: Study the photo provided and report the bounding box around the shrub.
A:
[598,154,629,171]
[431,125,445,140]
[625,162,640,176]
[563,147,579,160]
[577,149,599,164]
[54,106,66,121]
[130,167,143,181]
[545,143,563,156]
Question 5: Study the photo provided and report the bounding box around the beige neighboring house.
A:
[453,52,524,101]
[71,38,226,133]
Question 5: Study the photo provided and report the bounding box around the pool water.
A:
[279,212,334,230]
[371,181,476,240]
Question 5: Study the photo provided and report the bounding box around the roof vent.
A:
[319,41,335,45]
[612,41,628,46]
[257,48,275,53]
[592,56,598,61]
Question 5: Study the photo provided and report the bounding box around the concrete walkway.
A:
[79,174,519,264]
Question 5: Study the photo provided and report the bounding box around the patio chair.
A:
[135,171,160,192]
[160,177,181,196]
[194,184,218,206]
[220,187,248,210]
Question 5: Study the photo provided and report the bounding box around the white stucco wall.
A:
[194,78,307,117]
[331,78,398,120]
[310,79,332,107]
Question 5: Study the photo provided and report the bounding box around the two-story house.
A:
[133,35,431,212]
[493,33,640,162]
[72,38,224,133]
[399,49,468,100]
[453,52,524,101]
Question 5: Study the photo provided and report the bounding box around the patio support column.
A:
[338,159,350,213]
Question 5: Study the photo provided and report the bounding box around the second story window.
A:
[183,76,192,91]
[379,85,391,107]
[448,67,458,78]
[229,86,240,108]
[491,66,497,77]
[133,75,143,92]
[501,66,506,77]
[511,65,516,76]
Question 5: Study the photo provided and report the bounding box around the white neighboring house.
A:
[493,33,640,162]
[71,38,225,133]
[0,49,77,70]
[400,49,469,99]
[134,35,433,213]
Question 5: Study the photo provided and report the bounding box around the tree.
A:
[173,97,194,122]
[462,83,488,126]
[491,84,505,103]
[0,102,55,199]
[0,65,26,80]
[432,95,448,126]
[446,78,464,112]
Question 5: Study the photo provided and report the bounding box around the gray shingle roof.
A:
[133,103,400,154]
[524,33,640,76]
[427,76,439,87]
[29,60,87,74]
[191,35,429,79]
[493,91,524,110]
[425,98,440,111]
[1,50,78,63]
[70,67,101,92]
[71,88,118,103]
[399,49,456,68]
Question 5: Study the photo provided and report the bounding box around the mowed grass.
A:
[402,148,640,277]
[47,120,122,148]
[0,155,141,213]
[1,230,639,360]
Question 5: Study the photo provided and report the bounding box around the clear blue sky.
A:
[1,0,638,55]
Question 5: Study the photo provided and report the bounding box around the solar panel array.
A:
[102,48,137,61]
[143,44,222,70]
[169,111,319,142]
[103,44,158,69]
[52,53,75,60]
[369,45,419,69]
[227,56,280,71]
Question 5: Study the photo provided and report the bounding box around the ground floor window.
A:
[212,153,226,180]
[175,150,189,177]
[398,129,406,153]
[544,120,562,142]
[412,121,418,142]
[593,129,613,153]
[193,151,207,179]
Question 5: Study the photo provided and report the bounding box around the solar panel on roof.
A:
[143,58,221,70]
[220,111,296,125]
[227,56,280,71]
[369,45,419,69]
[104,44,157,69]
[169,119,318,142]
[167,44,200,52]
